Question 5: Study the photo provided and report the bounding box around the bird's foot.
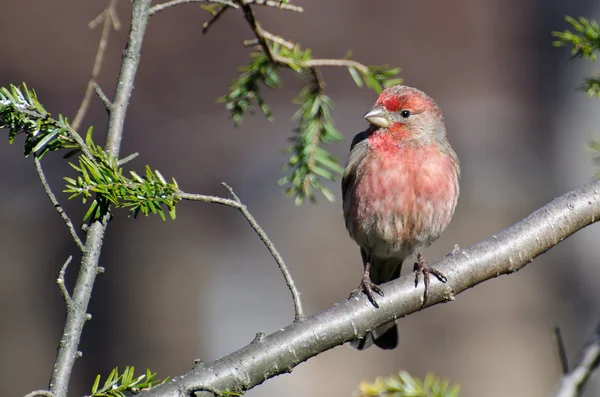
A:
[413,253,447,306]
[351,273,383,308]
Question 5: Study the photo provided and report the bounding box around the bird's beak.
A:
[363,106,391,128]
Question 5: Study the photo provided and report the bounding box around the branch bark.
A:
[136,179,600,397]
[48,1,151,396]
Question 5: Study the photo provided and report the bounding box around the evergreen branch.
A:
[357,371,460,397]
[221,4,401,203]
[553,16,600,60]
[0,84,93,159]
[178,184,304,321]
[279,77,343,204]
[91,366,169,397]
[553,16,600,98]
[63,158,180,222]
[71,0,121,132]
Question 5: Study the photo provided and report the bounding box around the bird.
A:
[342,85,460,349]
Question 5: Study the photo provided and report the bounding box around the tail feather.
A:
[349,322,398,350]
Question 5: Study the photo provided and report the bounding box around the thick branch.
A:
[137,180,600,397]
[555,322,600,397]
[48,1,151,396]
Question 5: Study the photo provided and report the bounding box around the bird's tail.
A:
[349,253,402,350]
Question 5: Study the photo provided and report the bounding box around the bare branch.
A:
[118,152,140,165]
[94,83,112,110]
[555,322,600,397]
[49,1,152,396]
[242,0,303,12]
[555,326,570,374]
[149,0,238,16]
[71,0,121,131]
[178,185,304,320]
[134,179,600,397]
[23,390,54,397]
[202,6,229,34]
[260,29,295,49]
[57,256,73,309]
[34,158,85,251]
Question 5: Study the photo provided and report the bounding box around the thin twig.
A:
[71,0,121,132]
[178,186,304,321]
[94,83,112,110]
[555,326,570,374]
[149,0,238,16]
[239,5,369,76]
[555,322,600,397]
[240,3,275,61]
[202,5,229,34]
[243,39,260,47]
[57,256,73,309]
[23,391,55,397]
[242,0,303,12]
[118,152,139,165]
[260,29,295,49]
[34,158,85,251]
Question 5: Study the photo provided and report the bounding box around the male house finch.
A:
[342,85,460,349]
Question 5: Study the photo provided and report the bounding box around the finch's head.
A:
[363,85,445,139]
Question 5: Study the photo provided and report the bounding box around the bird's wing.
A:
[342,129,371,202]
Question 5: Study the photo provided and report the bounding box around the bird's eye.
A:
[400,110,411,118]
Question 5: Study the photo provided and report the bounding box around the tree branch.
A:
[23,390,54,397]
[239,6,370,77]
[136,179,600,397]
[241,0,303,12]
[149,0,238,16]
[178,184,304,321]
[94,82,112,110]
[202,5,229,34]
[555,326,570,374]
[56,256,73,309]
[48,1,152,396]
[555,322,600,397]
[71,0,121,132]
[34,158,85,251]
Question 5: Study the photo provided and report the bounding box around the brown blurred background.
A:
[2,0,600,396]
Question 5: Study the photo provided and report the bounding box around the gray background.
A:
[2,0,600,396]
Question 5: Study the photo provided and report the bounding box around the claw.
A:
[413,253,447,306]
[351,260,383,308]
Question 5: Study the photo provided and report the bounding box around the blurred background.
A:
[2,0,600,396]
